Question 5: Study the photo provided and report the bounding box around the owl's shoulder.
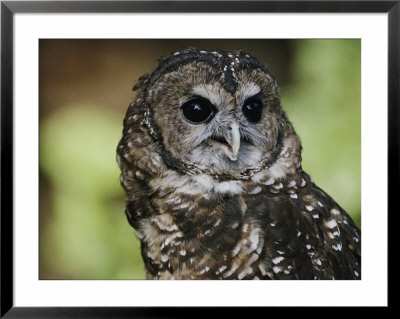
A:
[243,175,361,279]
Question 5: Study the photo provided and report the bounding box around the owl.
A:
[117,48,361,280]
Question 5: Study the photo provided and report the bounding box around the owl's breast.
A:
[128,168,360,280]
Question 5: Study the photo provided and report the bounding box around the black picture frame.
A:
[1,0,396,317]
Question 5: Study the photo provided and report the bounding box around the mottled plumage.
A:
[117,49,361,280]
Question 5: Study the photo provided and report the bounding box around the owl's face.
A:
[141,50,284,173]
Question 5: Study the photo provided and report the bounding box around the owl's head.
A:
[134,49,295,178]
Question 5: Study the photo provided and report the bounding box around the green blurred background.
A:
[39,39,361,280]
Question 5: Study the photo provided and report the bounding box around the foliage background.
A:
[39,39,361,279]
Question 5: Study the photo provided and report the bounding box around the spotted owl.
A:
[117,48,361,280]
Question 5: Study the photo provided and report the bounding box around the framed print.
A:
[1,0,396,316]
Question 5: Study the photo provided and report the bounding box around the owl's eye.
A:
[242,98,263,123]
[181,98,215,124]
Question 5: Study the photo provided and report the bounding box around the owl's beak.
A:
[223,122,240,161]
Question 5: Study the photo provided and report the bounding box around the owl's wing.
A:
[246,177,361,280]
